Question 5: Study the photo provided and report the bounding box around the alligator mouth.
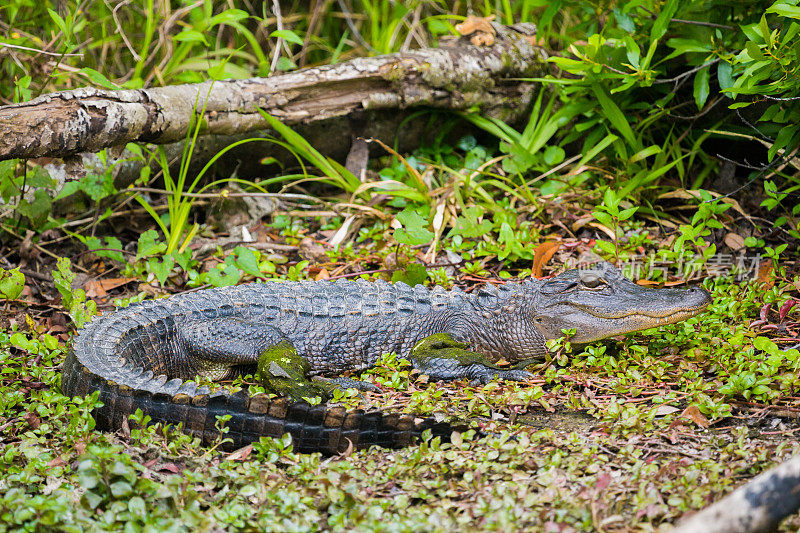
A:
[569,304,711,343]
[610,307,707,326]
[577,301,711,325]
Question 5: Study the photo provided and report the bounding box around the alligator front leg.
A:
[409,333,534,385]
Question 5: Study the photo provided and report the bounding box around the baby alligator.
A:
[62,262,711,454]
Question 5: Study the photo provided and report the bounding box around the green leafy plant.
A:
[592,188,639,263]
[460,89,584,177]
[52,257,97,328]
[668,191,732,275]
[0,267,25,301]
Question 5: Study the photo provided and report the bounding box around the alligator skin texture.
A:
[63,279,545,454]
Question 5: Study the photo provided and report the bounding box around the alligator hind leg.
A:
[185,318,368,402]
[257,341,336,403]
[180,318,289,378]
[409,333,534,385]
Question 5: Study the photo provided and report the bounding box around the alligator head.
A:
[532,262,712,343]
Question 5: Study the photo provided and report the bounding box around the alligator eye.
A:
[580,273,602,288]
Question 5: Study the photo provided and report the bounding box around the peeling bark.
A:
[0,24,547,163]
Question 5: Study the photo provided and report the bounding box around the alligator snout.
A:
[535,264,713,343]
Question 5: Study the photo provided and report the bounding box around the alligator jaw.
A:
[578,293,712,325]
[573,301,711,342]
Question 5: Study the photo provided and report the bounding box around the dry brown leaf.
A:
[47,457,67,469]
[227,444,253,462]
[757,261,775,288]
[588,222,616,240]
[533,241,561,278]
[160,463,181,474]
[315,268,330,281]
[341,437,355,458]
[299,237,329,262]
[658,189,704,201]
[74,440,87,455]
[571,215,594,233]
[85,280,107,299]
[20,285,34,301]
[86,277,137,299]
[680,405,709,428]
[595,472,612,492]
[654,405,680,416]
[23,411,41,429]
[138,283,160,296]
[724,232,746,251]
[640,214,679,229]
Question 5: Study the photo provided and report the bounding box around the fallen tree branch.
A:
[0,23,545,162]
[671,454,800,533]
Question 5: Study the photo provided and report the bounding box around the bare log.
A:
[670,455,800,533]
[0,24,546,162]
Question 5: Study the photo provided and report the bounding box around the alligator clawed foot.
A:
[410,333,536,384]
[258,341,334,403]
[469,368,535,386]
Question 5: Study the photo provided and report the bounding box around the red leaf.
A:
[760,303,771,322]
[23,411,41,430]
[47,457,66,469]
[160,463,180,474]
[779,300,797,322]
[595,472,611,491]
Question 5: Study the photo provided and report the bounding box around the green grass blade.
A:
[591,85,639,149]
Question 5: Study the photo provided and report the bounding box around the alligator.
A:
[62,262,711,454]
